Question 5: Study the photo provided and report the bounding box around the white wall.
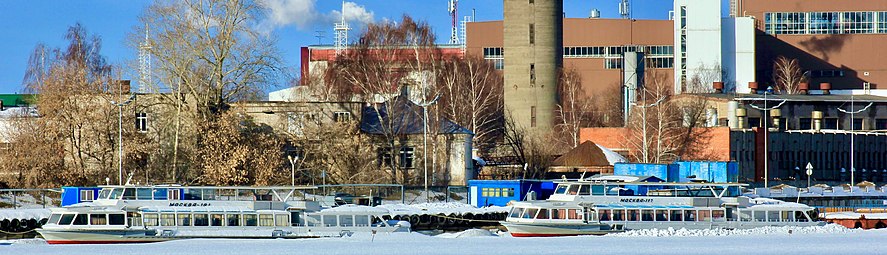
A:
[723,17,756,94]
[674,0,723,94]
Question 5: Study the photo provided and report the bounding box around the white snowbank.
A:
[0,208,51,221]
[609,224,855,237]
[378,202,508,216]
[596,144,627,165]
[435,229,496,238]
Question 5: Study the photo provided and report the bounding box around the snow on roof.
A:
[0,208,50,221]
[596,144,627,165]
[746,197,813,210]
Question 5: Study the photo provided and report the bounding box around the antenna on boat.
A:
[125,172,135,186]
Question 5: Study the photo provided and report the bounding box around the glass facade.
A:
[482,47,504,70]
[766,11,885,35]
[562,45,674,69]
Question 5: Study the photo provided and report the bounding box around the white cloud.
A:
[260,0,374,31]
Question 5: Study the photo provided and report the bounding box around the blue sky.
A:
[0,0,718,94]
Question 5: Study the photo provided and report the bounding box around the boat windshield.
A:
[98,189,111,199]
[554,185,568,194]
[109,188,123,200]
[509,207,525,218]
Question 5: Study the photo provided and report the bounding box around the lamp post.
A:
[418,74,441,201]
[110,94,135,185]
[744,87,785,188]
[806,162,813,189]
[837,95,872,187]
[288,155,299,186]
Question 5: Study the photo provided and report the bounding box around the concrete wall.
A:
[503,0,563,132]
[722,17,757,94]
[675,0,724,93]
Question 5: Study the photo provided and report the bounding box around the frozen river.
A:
[3,225,886,255]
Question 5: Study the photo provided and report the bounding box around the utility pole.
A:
[744,87,786,188]
[418,76,441,201]
[110,87,135,185]
[837,95,873,187]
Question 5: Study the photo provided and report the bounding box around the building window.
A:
[810,69,844,78]
[766,11,879,35]
[528,23,535,45]
[333,111,351,122]
[398,147,415,169]
[748,117,761,128]
[852,118,864,130]
[605,58,623,69]
[135,112,148,133]
[483,47,504,70]
[876,118,887,130]
[799,118,812,130]
[529,64,535,86]
[823,117,839,130]
[646,57,674,69]
[530,106,537,128]
[529,0,534,4]
[378,148,395,167]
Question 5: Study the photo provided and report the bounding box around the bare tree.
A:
[436,56,503,152]
[773,56,806,95]
[197,111,286,186]
[326,15,441,184]
[555,67,594,148]
[625,70,718,163]
[687,62,730,93]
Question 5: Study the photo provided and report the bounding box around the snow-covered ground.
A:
[3,225,887,255]
[378,202,508,216]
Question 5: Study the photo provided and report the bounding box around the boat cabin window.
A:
[98,189,111,200]
[535,209,549,219]
[670,210,683,221]
[59,214,75,225]
[322,215,336,226]
[184,189,202,200]
[167,189,180,200]
[48,214,61,224]
[554,184,568,194]
[152,188,168,200]
[509,207,523,218]
[627,210,639,221]
[109,214,125,225]
[80,189,95,201]
[194,214,209,226]
[109,188,123,200]
[160,214,175,226]
[90,214,107,225]
[578,185,590,195]
[768,211,780,222]
[698,210,711,222]
[274,214,290,227]
[355,215,370,226]
[144,214,159,226]
[641,210,654,221]
[201,189,216,200]
[551,209,565,219]
[177,213,192,226]
[567,185,580,195]
[73,214,88,225]
[655,210,668,221]
[122,188,136,200]
[567,209,582,220]
[592,185,606,195]
[712,210,726,221]
[244,214,258,226]
[136,188,153,200]
[612,210,625,221]
[684,210,696,221]
[523,208,538,219]
[259,214,274,227]
[598,209,611,221]
[227,214,240,226]
[211,214,224,226]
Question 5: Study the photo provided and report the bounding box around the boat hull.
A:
[37,229,170,244]
[501,221,621,237]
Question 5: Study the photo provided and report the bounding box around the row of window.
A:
[47,213,127,226]
[563,45,673,58]
[510,207,810,223]
[94,187,284,201]
[142,212,289,227]
[765,11,887,35]
[743,117,887,131]
[481,187,515,197]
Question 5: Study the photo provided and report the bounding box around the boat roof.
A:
[139,206,258,213]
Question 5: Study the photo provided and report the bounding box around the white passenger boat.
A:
[502,176,825,237]
[38,185,408,244]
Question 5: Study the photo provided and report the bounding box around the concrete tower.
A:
[503,0,563,133]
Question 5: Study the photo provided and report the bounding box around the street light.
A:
[110,94,136,185]
[837,94,872,187]
[418,74,441,201]
[287,155,300,186]
[744,87,786,188]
